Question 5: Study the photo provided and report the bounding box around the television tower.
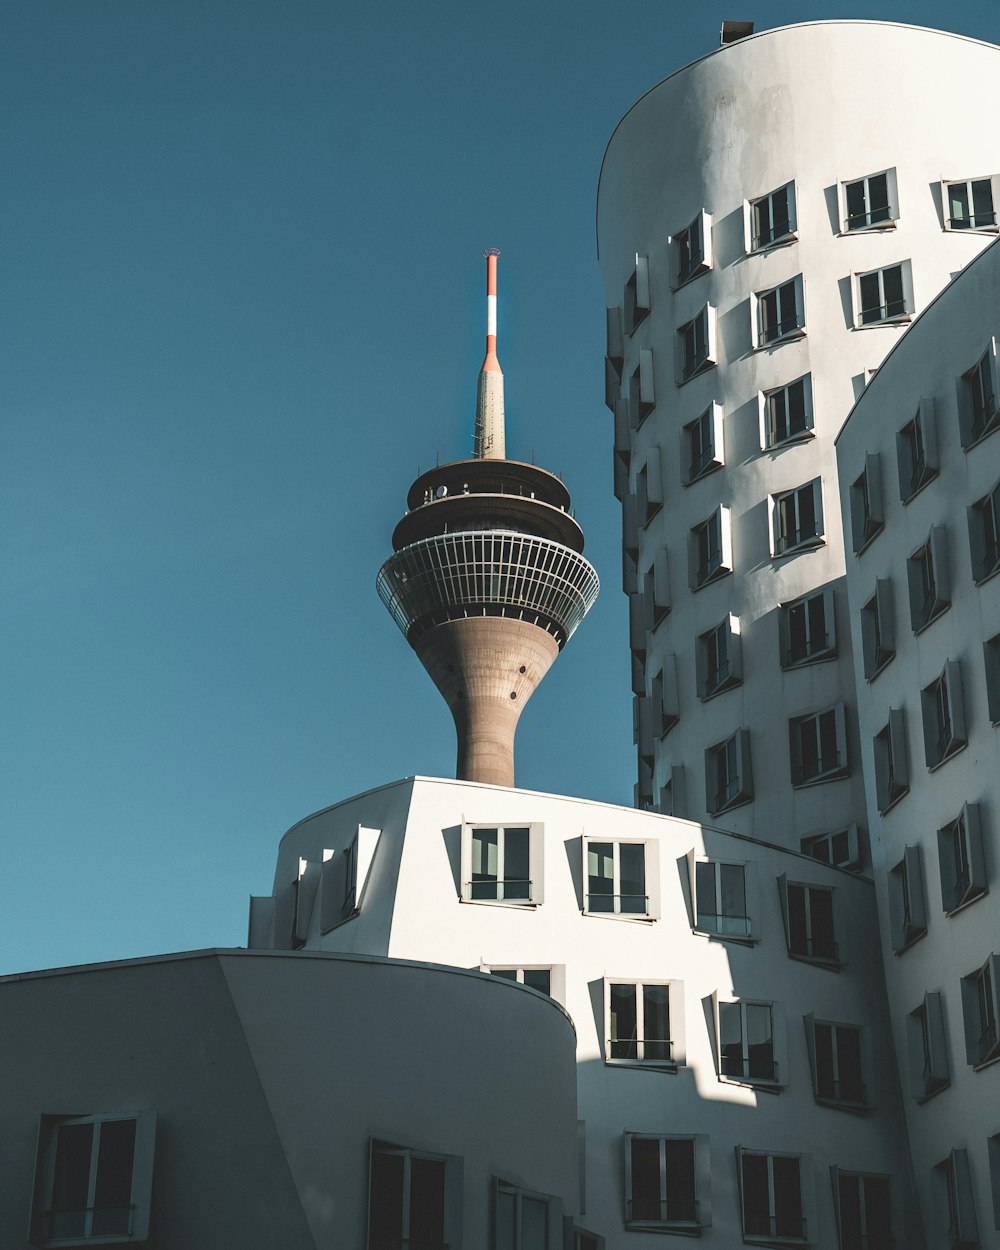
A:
[377,251,599,787]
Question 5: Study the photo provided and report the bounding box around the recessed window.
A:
[696,614,742,700]
[684,402,725,483]
[779,588,836,668]
[495,1180,557,1250]
[789,704,848,787]
[843,168,897,231]
[688,505,733,589]
[959,342,1000,448]
[642,552,670,630]
[987,1135,1000,1235]
[849,454,884,554]
[985,633,1000,725]
[944,177,999,231]
[833,1172,895,1250]
[961,954,1000,1068]
[907,992,950,1102]
[487,966,553,996]
[969,477,1000,583]
[624,254,650,334]
[861,580,895,681]
[896,399,938,501]
[934,1149,981,1248]
[804,1017,871,1108]
[606,980,681,1066]
[717,999,784,1084]
[801,826,861,871]
[705,729,753,814]
[760,374,814,448]
[854,261,913,326]
[748,182,797,251]
[907,526,950,632]
[628,348,655,429]
[369,1140,460,1250]
[572,1229,603,1250]
[626,1134,710,1233]
[874,710,909,813]
[677,305,717,383]
[694,858,756,939]
[754,275,805,347]
[921,660,967,770]
[771,479,824,556]
[636,449,663,526]
[673,210,713,286]
[778,877,840,965]
[938,802,987,914]
[584,839,653,917]
[30,1112,156,1247]
[737,1149,809,1244]
[320,827,381,933]
[648,659,680,738]
[888,846,928,952]
[461,824,542,905]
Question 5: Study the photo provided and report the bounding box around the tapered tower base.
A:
[414,617,559,787]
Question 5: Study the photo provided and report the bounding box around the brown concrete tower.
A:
[377,252,599,786]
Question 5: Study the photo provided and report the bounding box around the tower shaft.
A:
[473,250,505,459]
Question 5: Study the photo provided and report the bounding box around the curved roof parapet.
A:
[392,492,584,552]
[377,530,600,649]
[405,459,571,512]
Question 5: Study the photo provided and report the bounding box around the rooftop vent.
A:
[721,20,754,45]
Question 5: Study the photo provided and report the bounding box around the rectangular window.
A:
[907,992,950,1101]
[833,1172,894,1250]
[855,261,912,326]
[585,840,649,916]
[843,168,897,231]
[938,802,988,915]
[495,1181,555,1250]
[944,176,999,230]
[674,210,712,285]
[779,878,839,964]
[969,477,1000,583]
[737,1149,808,1243]
[689,505,733,588]
[628,348,655,428]
[874,710,909,813]
[771,479,824,556]
[607,981,675,1064]
[31,1112,156,1247]
[369,1141,459,1250]
[935,1149,980,1248]
[624,254,650,334]
[649,659,680,738]
[789,704,848,786]
[636,448,663,526]
[487,967,553,996]
[962,955,1000,1068]
[696,614,742,699]
[849,453,884,553]
[896,399,938,501]
[705,728,753,814]
[985,632,1000,725]
[462,824,542,905]
[749,182,796,250]
[921,660,967,769]
[643,551,670,629]
[906,526,950,632]
[684,402,725,483]
[805,1017,870,1107]
[960,342,1000,447]
[626,1134,709,1232]
[719,1000,780,1083]
[677,305,717,382]
[755,276,805,346]
[320,827,381,933]
[695,859,754,938]
[573,1230,603,1250]
[888,846,928,952]
[780,588,835,668]
[761,374,813,448]
[861,580,895,681]
[801,826,861,871]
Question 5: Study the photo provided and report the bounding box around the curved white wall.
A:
[597,21,1000,858]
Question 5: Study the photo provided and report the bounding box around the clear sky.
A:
[2,0,997,975]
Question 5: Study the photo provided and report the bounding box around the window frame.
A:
[943,175,1000,232]
[968,476,1000,584]
[906,526,950,633]
[760,374,814,449]
[625,1133,710,1233]
[830,1169,898,1250]
[460,823,543,907]
[961,954,1000,1069]
[319,826,381,934]
[801,826,861,871]
[788,704,849,787]
[635,446,663,527]
[713,995,787,1087]
[31,1111,157,1249]
[770,478,824,557]
[736,1147,814,1245]
[841,167,898,233]
[804,1016,873,1110]
[605,978,684,1068]
[582,836,659,919]
[676,304,717,383]
[896,398,939,502]
[672,210,713,287]
[779,587,836,669]
[920,660,967,771]
[907,992,950,1102]
[688,505,733,589]
[937,802,988,915]
[623,254,650,335]
[874,709,909,814]
[483,964,563,1001]
[747,182,797,252]
[853,260,913,328]
[692,856,759,942]
[628,348,655,430]
[493,1179,561,1250]
[861,579,895,682]
[934,1148,980,1248]
[368,1138,463,1250]
[958,340,1000,448]
[849,453,884,555]
[704,728,753,815]
[778,877,841,967]
[985,632,1000,725]
[888,845,928,952]
[642,551,670,630]
[753,275,806,348]
[684,402,725,484]
[696,614,742,700]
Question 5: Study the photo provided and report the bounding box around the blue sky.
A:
[1,0,996,975]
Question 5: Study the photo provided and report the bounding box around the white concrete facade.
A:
[255,774,919,1248]
[836,237,1000,1247]
[597,21,1000,867]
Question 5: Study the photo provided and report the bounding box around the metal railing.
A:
[760,315,802,344]
[697,910,752,938]
[775,525,820,555]
[722,1054,778,1082]
[609,1037,673,1061]
[585,893,649,916]
[464,879,532,903]
[627,1196,699,1224]
[858,299,907,326]
[745,1213,807,1240]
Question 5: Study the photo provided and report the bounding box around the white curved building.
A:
[836,236,1000,1248]
[597,21,1000,867]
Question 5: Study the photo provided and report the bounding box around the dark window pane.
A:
[491,968,518,982]
[773,1156,803,1237]
[816,1024,836,1099]
[620,843,646,911]
[471,829,499,899]
[864,1176,893,1242]
[409,1156,446,1245]
[788,885,808,953]
[523,969,551,996]
[742,1154,770,1235]
[665,1139,696,1222]
[837,1029,865,1103]
[370,1149,405,1244]
[838,1175,863,1244]
[747,1003,775,1079]
[50,1123,93,1240]
[631,1138,662,1220]
[610,984,638,1059]
[696,862,716,926]
[720,1001,744,1077]
[504,827,530,900]
[811,889,837,959]
[643,985,671,1061]
[91,1118,136,1236]
[588,843,613,911]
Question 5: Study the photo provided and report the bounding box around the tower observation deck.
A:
[377,252,599,787]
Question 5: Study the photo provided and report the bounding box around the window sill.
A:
[583,910,656,923]
[708,793,753,817]
[640,502,663,529]
[693,926,758,947]
[972,1049,1000,1072]
[606,1057,679,1072]
[962,419,1000,453]
[973,560,1000,588]
[900,471,939,505]
[878,787,910,816]
[892,927,928,956]
[791,768,850,790]
[912,603,950,636]
[841,219,898,236]
[927,740,968,773]
[700,678,743,703]
[755,327,807,351]
[691,567,732,592]
[781,648,838,671]
[320,907,360,936]
[673,263,711,291]
[787,951,842,972]
[626,1219,702,1236]
[627,309,649,336]
[772,536,825,562]
[749,230,798,255]
[814,1095,873,1114]
[765,429,815,453]
[720,1074,783,1094]
[915,1078,950,1104]
[944,886,988,918]
[461,898,540,910]
[945,223,1000,235]
[853,313,913,330]
[853,523,885,557]
[683,460,724,487]
[865,654,895,684]
[678,359,717,387]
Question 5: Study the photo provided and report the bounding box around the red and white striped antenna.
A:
[474,248,505,459]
